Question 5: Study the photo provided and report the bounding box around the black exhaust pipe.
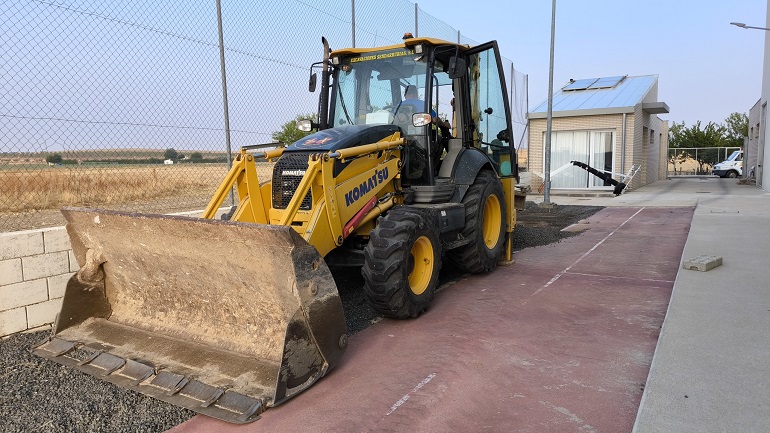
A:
[318,37,331,130]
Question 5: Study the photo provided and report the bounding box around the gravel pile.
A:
[0,203,601,433]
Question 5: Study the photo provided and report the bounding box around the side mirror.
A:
[496,129,510,142]
[448,56,466,79]
[309,72,317,92]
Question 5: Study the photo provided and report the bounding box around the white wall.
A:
[762,2,770,190]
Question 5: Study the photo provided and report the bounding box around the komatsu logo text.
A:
[344,168,389,207]
[282,170,306,176]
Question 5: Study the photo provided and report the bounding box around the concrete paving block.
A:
[683,255,723,272]
[0,279,48,311]
[22,251,70,281]
[68,250,80,272]
[47,273,74,299]
[0,307,28,336]
[43,227,72,253]
[0,231,44,261]
[27,298,63,328]
[0,258,23,286]
[561,223,590,233]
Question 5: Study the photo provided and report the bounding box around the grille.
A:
[272,152,313,210]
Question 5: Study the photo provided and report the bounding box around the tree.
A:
[46,153,63,164]
[669,121,727,174]
[272,114,316,145]
[164,148,178,160]
[667,123,688,174]
[190,152,203,162]
[724,112,748,149]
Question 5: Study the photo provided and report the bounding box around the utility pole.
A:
[543,0,556,206]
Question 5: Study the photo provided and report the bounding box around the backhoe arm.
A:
[201,147,283,222]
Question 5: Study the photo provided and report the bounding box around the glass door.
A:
[590,132,614,187]
[464,41,516,178]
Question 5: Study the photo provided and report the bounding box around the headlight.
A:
[297,119,313,132]
[412,113,432,127]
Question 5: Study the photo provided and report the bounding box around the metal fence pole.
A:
[414,3,418,37]
[215,0,234,206]
[543,0,556,204]
[216,0,232,167]
[351,0,356,47]
[525,73,529,170]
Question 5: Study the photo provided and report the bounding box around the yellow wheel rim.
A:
[408,235,433,295]
[482,194,502,249]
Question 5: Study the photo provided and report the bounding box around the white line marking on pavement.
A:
[529,208,646,299]
[386,373,437,416]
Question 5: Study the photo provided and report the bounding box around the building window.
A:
[544,130,615,188]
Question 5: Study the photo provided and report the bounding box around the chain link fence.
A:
[1,0,527,232]
[667,147,741,176]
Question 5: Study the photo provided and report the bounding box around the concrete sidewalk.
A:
[549,177,770,432]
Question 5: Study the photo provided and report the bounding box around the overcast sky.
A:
[413,0,767,126]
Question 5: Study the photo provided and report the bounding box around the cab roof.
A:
[330,37,470,58]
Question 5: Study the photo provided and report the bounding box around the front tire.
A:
[726,170,738,178]
[362,208,441,319]
[448,169,507,273]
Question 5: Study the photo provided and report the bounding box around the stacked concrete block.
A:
[0,227,78,336]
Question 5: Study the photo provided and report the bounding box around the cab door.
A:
[462,41,518,179]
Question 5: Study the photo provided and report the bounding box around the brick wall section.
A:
[0,227,76,336]
[0,209,219,337]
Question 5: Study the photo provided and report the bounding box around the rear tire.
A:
[362,208,441,319]
[448,169,507,273]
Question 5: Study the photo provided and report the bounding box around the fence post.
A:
[414,3,418,37]
[351,0,355,47]
[215,0,234,206]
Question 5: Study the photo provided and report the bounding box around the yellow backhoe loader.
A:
[34,35,526,423]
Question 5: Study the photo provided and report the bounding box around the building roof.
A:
[529,74,668,119]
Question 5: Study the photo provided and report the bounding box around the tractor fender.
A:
[441,147,495,202]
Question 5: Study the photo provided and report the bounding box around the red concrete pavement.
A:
[169,206,692,433]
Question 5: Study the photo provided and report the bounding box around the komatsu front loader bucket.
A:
[33,208,348,423]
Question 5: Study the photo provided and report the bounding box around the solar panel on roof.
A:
[588,75,626,89]
[562,78,598,91]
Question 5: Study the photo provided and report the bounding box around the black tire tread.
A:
[447,170,506,274]
[362,207,441,319]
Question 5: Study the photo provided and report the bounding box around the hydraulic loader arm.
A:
[201,147,284,222]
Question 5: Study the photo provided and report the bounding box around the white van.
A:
[712,150,742,178]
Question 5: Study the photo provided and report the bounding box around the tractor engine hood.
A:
[286,124,401,152]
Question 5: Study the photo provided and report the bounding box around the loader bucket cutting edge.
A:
[32,208,348,424]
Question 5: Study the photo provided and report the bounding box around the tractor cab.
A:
[312,36,519,190]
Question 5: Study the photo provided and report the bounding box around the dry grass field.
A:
[0,162,276,231]
[0,164,231,212]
